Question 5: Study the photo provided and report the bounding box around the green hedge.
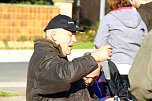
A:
[76,22,99,42]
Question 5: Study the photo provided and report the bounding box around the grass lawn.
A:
[0,90,23,97]
[0,41,95,49]
[73,41,94,49]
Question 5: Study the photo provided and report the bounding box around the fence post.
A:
[99,0,105,21]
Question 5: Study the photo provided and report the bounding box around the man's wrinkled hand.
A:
[91,45,112,62]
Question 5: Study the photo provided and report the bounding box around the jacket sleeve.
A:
[94,16,110,49]
[37,54,98,94]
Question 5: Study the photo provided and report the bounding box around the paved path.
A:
[0,49,95,62]
[0,50,33,62]
[0,96,26,101]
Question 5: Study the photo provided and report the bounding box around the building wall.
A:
[72,0,110,26]
[0,4,60,41]
[73,0,100,26]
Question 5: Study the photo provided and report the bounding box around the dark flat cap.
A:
[44,14,83,32]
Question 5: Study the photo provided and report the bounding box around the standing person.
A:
[130,0,152,32]
[128,30,152,101]
[94,0,148,87]
[26,14,113,101]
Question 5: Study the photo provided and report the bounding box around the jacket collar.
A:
[34,38,64,57]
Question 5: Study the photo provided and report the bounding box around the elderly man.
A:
[26,14,113,101]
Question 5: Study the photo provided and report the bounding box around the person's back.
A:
[101,9,146,66]
[94,0,148,86]
[95,1,148,66]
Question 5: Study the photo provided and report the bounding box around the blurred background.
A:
[0,0,110,49]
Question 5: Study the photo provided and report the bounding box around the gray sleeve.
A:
[94,16,110,49]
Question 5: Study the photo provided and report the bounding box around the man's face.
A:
[55,29,77,57]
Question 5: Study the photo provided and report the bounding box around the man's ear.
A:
[51,30,57,41]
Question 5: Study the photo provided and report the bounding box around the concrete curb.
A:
[0,96,26,101]
[0,82,26,87]
[0,49,95,62]
[0,50,33,62]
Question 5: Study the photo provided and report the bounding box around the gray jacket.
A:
[26,39,99,101]
[128,30,152,101]
[94,7,148,65]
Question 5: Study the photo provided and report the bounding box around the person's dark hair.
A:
[107,0,132,10]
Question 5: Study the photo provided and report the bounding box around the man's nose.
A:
[72,35,77,42]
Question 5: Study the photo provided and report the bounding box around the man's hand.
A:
[91,45,112,62]
[83,64,101,86]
